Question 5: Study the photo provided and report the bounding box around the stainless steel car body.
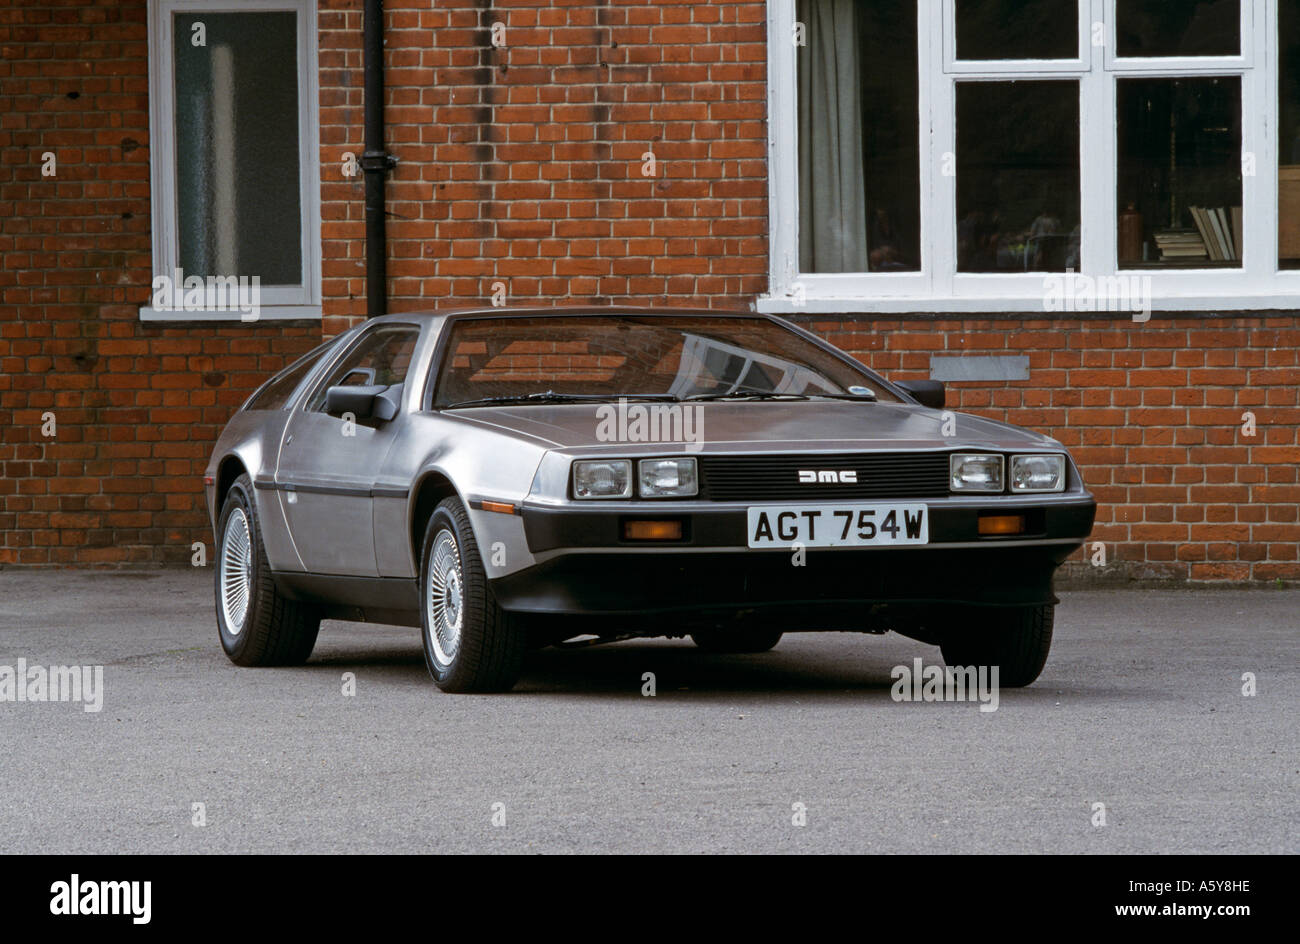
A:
[205,308,1096,628]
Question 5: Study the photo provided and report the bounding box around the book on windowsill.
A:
[1190,208,1219,260]
[1189,206,1243,261]
[1153,229,1208,260]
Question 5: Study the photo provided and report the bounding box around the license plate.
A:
[746,504,929,548]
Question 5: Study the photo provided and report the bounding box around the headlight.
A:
[572,459,632,499]
[950,453,1004,493]
[638,457,698,498]
[1010,454,1066,492]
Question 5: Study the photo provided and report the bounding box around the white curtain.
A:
[797,0,868,272]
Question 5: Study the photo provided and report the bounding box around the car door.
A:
[275,323,421,576]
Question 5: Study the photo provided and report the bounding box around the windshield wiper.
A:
[808,391,878,402]
[684,391,810,402]
[683,389,876,403]
[440,391,680,409]
[442,388,878,409]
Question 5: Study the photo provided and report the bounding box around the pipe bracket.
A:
[361,151,398,173]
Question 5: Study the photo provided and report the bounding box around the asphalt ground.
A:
[0,570,1295,854]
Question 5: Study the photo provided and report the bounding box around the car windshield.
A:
[432,315,899,407]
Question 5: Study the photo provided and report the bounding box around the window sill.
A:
[756,294,1300,316]
[138,305,323,323]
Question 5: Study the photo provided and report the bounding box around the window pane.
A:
[1115,0,1239,58]
[1281,0,1300,269]
[955,0,1077,61]
[1116,78,1242,269]
[246,340,335,411]
[956,81,1080,273]
[797,0,919,273]
[173,12,302,285]
[308,328,419,412]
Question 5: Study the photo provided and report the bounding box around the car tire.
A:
[939,603,1054,688]
[419,496,527,693]
[215,473,320,666]
[689,626,784,654]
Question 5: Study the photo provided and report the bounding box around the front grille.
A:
[698,451,951,502]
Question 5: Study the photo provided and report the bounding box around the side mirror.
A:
[323,383,403,422]
[896,379,945,410]
[324,384,385,420]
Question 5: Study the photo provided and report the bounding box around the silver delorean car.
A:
[204,308,1096,692]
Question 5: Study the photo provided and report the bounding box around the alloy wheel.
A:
[426,528,465,666]
[220,507,253,634]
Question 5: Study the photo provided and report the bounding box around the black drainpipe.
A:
[362,0,397,318]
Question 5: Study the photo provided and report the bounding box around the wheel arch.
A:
[216,454,249,509]
[213,452,274,550]
[409,469,464,567]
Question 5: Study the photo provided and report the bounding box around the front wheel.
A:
[419,497,527,693]
[939,604,1054,688]
[215,474,320,666]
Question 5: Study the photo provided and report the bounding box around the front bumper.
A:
[493,496,1096,618]
[521,496,1095,552]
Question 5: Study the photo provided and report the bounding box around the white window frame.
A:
[143,0,321,322]
[761,0,1300,314]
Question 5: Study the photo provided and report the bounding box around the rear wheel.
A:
[419,497,527,693]
[939,604,1054,688]
[690,626,784,654]
[215,474,320,666]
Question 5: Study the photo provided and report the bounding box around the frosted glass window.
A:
[173,12,302,284]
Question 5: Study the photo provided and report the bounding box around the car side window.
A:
[245,340,336,411]
[305,325,420,413]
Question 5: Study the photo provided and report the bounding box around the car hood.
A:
[446,400,1065,454]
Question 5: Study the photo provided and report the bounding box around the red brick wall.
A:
[0,0,320,566]
[318,0,769,337]
[804,316,1300,583]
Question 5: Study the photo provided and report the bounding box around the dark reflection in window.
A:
[858,1,920,271]
[956,81,1080,273]
[1117,78,1242,268]
[796,0,919,272]
[1281,0,1300,269]
[1116,0,1239,58]
[955,0,1077,61]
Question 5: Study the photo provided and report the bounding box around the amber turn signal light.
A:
[623,520,683,541]
[480,500,516,515]
[978,514,1025,536]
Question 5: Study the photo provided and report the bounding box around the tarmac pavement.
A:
[0,570,1295,854]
